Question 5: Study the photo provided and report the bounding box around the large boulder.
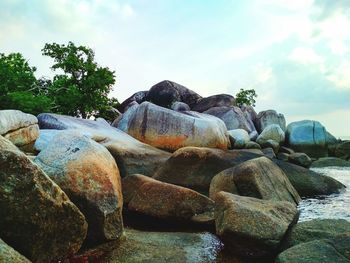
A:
[256,124,285,146]
[334,141,350,158]
[0,136,87,263]
[274,159,345,197]
[203,106,255,136]
[255,110,286,133]
[37,113,171,177]
[118,90,148,113]
[0,110,39,149]
[116,102,230,151]
[227,129,250,149]
[283,219,350,249]
[192,94,235,112]
[286,120,328,158]
[311,157,350,168]
[146,80,202,109]
[153,147,261,193]
[288,152,312,168]
[241,105,258,134]
[209,157,301,205]
[0,239,30,263]
[214,192,298,258]
[34,132,123,244]
[122,174,214,223]
[171,101,190,112]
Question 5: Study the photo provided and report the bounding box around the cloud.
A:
[326,61,350,90]
[288,47,324,64]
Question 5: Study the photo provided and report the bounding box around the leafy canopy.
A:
[235,88,257,107]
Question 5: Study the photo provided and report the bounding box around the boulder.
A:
[277,152,290,161]
[203,106,254,135]
[171,101,190,112]
[286,120,328,158]
[123,174,214,223]
[37,113,171,177]
[118,90,148,113]
[0,239,30,263]
[116,102,230,151]
[279,146,295,154]
[0,110,39,149]
[326,131,339,145]
[210,157,300,205]
[274,159,345,197]
[112,102,139,131]
[0,136,87,263]
[245,141,261,149]
[34,132,123,244]
[288,152,312,168]
[262,147,276,158]
[311,157,350,168]
[214,192,298,257]
[192,94,235,112]
[276,237,350,263]
[241,105,258,138]
[256,124,285,146]
[283,219,350,249]
[146,80,202,109]
[228,129,250,149]
[334,141,350,158]
[153,147,261,193]
[262,140,280,153]
[255,110,286,133]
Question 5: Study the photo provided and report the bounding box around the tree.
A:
[0,53,52,115]
[235,88,257,107]
[42,42,116,118]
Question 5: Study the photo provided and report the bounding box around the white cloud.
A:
[327,61,350,90]
[289,47,324,64]
[328,39,348,55]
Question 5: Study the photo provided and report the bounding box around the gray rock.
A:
[334,141,350,158]
[241,105,258,137]
[286,120,327,158]
[279,146,295,154]
[245,141,261,149]
[118,91,148,113]
[228,129,250,149]
[277,152,290,161]
[171,101,190,112]
[262,147,276,158]
[257,124,285,146]
[255,110,286,133]
[192,94,235,112]
[311,157,350,168]
[34,132,123,243]
[288,152,312,168]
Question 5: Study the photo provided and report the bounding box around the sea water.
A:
[299,167,350,222]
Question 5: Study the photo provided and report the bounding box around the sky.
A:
[1,0,350,138]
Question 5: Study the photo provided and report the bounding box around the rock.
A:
[262,147,276,158]
[171,101,190,112]
[117,102,230,151]
[283,219,350,249]
[0,239,31,263]
[286,120,328,158]
[118,90,148,113]
[37,113,171,177]
[311,157,350,168]
[112,102,139,131]
[153,147,261,193]
[192,94,235,112]
[210,157,300,204]
[228,129,250,149]
[274,159,345,197]
[34,132,123,244]
[288,152,312,168]
[277,152,290,161]
[203,106,254,135]
[122,174,214,223]
[257,124,285,146]
[245,141,261,149]
[146,80,202,109]
[334,141,350,158]
[0,110,39,149]
[255,110,286,133]
[276,238,350,263]
[0,136,87,263]
[70,229,224,263]
[249,130,259,141]
[214,192,298,257]
[241,105,258,138]
[326,131,339,145]
[262,139,280,153]
[279,146,295,154]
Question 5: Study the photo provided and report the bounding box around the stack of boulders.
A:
[0,80,348,262]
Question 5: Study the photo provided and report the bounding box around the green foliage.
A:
[235,88,257,107]
[94,97,120,123]
[0,53,53,114]
[42,42,116,118]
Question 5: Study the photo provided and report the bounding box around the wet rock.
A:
[0,110,39,149]
[228,129,250,149]
[153,147,260,193]
[311,157,350,168]
[288,152,312,168]
[171,101,190,112]
[256,124,285,146]
[0,136,87,263]
[118,90,148,113]
[214,192,298,258]
[117,102,230,151]
[0,239,30,263]
[34,132,123,244]
[286,120,328,158]
[210,157,300,204]
[192,94,235,112]
[123,174,214,223]
[274,159,345,197]
[37,113,171,177]
[255,110,286,133]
